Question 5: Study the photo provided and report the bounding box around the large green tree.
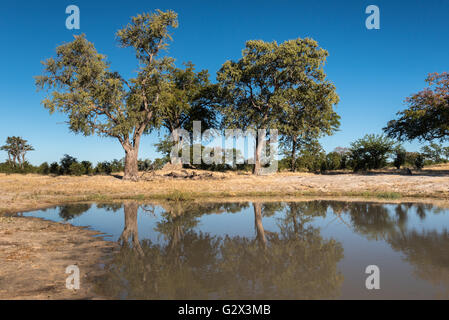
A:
[157,62,217,164]
[217,38,339,174]
[384,72,449,142]
[279,77,339,172]
[36,10,178,181]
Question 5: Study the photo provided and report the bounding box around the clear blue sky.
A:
[1,0,449,165]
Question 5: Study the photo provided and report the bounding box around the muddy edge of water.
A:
[0,215,117,300]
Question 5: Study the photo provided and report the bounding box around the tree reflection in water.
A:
[91,201,449,299]
[94,201,344,299]
[329,201,449,298]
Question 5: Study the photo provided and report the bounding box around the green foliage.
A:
[38,162,50,175]
[414,154,425,170]
[334,147,351,170]
[49,162,60,175]
[384,72,449,142]
[0,161,36,174]
[325,152,342,171]
[160,62,217,134]
[0,136,34,168]
[59,154,78,175]
[217,38,339,174]
[350,134,396,171]
[393,147,407,169]
[420,143,448,164]
[35,10,179,181]
[81,161,93,175]
[95,162,113,175]
[69,162,86,176]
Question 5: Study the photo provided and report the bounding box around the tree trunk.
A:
[170,128,182,166]
[253,133,264,175]
[291,137,297,172]
[119,202,143,256]
[253,202,266,247]
[123,147,139,181]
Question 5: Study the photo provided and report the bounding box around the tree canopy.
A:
[35,10,178,180]
[384,72,449,142]
[217,38,339,174]
[0,136,34,167]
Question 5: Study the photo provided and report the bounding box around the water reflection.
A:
[94,201,344,299]
[29,200,449,299]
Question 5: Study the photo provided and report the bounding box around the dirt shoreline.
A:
[1,169,449,215]
[0,215,116,299]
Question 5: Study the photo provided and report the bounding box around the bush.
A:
[0,161,37,174]
[49,162,60,175]
[69,162,85,176]
[81,161,93,175]
[393,147,406,169]
[95,161,112,175]
[38,162,50,175]
[60,154,78,175]
[325,152,342,171]
[415,154,425,170]
[350,134,396,171]
[110,159,124,172]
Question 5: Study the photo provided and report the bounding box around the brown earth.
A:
[1,164,449,215]
[0,216,116,299]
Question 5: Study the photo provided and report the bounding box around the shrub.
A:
[95,161,112,175]
[69,162,86,176]
[393,147,406,169]
[60,154,78,175]
[325,152,342,171]
[38,162,50,175]
[415,154,425,170]
[49,162,60,175]
[350,134,396,171]
[81,161,93,175]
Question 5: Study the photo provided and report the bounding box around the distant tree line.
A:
[1,134,448,175]
[278,134,449,173]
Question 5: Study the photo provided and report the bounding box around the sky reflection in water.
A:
[24,201,449,299]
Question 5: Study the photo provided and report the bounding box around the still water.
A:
[24,201,449,299]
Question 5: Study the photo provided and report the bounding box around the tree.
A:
[415,154,425,170]
[384,72,449,142]
[334,147,351,169]
[158,62,217,164]
[49,162,60,175]
[59,154,78,175]
[36,10,178,181]
[0,136,34,168]
[393,146,406,169]
[217,38,338,175]
[350,134,396,171]
[279,80,339,172]
[295,139,326,172]
[420,142,445,164]
[326,151,342,171]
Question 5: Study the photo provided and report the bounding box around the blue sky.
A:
[1,0,449,165]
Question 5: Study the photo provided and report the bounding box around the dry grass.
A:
[1,164,449,214]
